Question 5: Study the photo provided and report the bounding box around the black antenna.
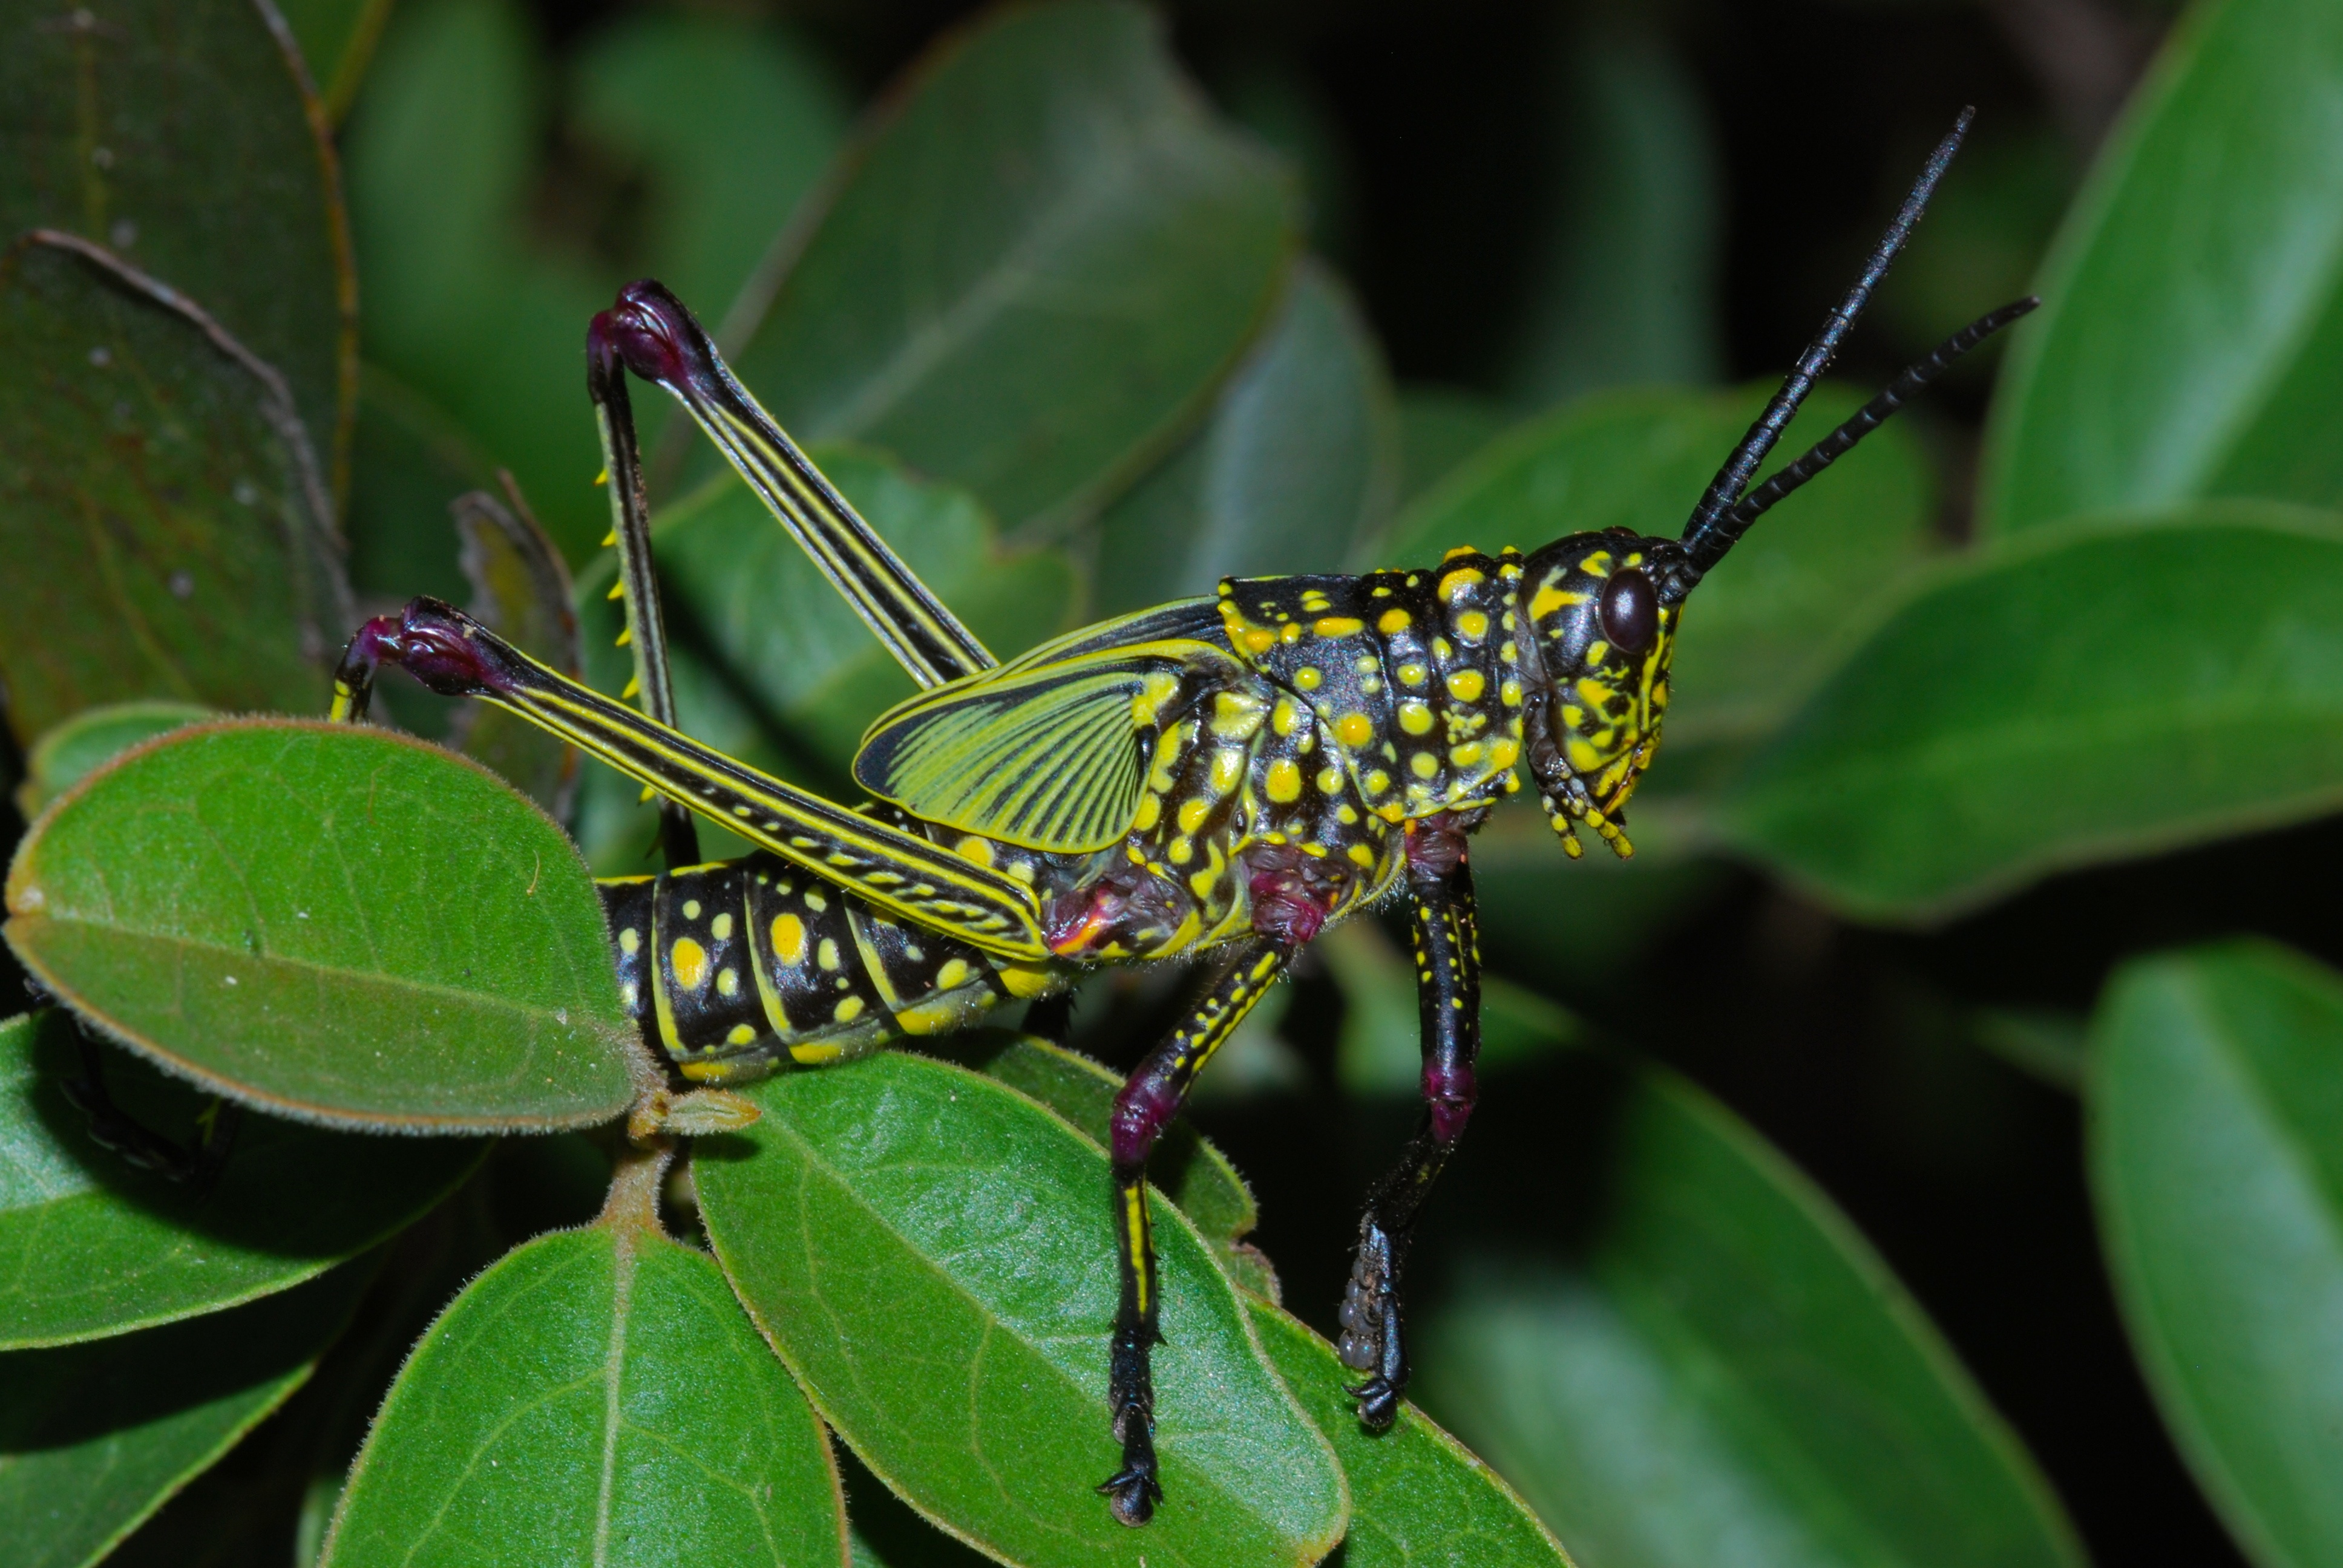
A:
[1679,108,1973,578]
[1711,295,2038,541]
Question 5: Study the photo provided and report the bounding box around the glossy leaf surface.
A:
[1,1261,367,1568]
[944,1031,1273,1296]
[16,704,212,820]
[1246,1299,1570,1568]
[727,0,1297,533]
[0,1011,478,1348]
[323,1223,845,1567]
[1387,384,1932,752]
[0,241,347,745]
[2090,941,2343,1568]
[1093,260,1397,612]
[5,722,637,1130]
[1983,0,2343,530]
[0,0,356,494]
[1720,506,2343,920]
[1415,1059,2083,1568]
[697,1050,1348,1568]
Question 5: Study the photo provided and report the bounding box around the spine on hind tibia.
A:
[599,851,1067,1082]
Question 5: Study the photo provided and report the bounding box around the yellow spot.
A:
[670,939,708,990]
[1456,610,1490,641]
[896,997,969,1035]
[955,834,995,867]
[1490,737,1521,769]
[1501,678,1524,706]
[595,468,611,488]
[680,1060,726,1082]
[804,890,828,913]
[1281,621,1303,645]
[1450,742,1486,768]
[1401,700,1437,736]
[935,958,971,991]
[1447,669,1487,702]
[1567,737,1604,771]
[1267,760,1303,803]
[1178,797,1212,834]
[1008,860,1037,884]
[710,912,733,941]
[1130,671,1182,726]
[1133,794,1162,831]
[1439,568,1485,603]
[682,899,702,921]
[1365,770,1390,795]
[833,997,865,1024]
[1336,713,1374,748]
[1378,607,1412,633]
[1244,627,1275,655]
[818,938,842,972]
[726,1023,757,1046]
[1271,698,1301,736]
[1529,584,1578,620]
[770,914,807,966]
[790,1041,847,1065]
[1501,641,1518,662]
[998,962,1058,998]
[717,967,741,998]
[1315,616,1365,637]
[1580,551,1614,575]
[1441,546,1478,563]
[1294,666,1322,691]
[1348,842,1377,868]
[1412,751,1441,779]
[1337,804,1359,824]
[1318,766,1345,794]
[618,927,640,955]
[1169,837,1194,864]
[615,627,632,647]
[1211,747,1245,791]
[1189,867,1220,898]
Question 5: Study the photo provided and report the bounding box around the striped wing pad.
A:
[854,660,1170,854]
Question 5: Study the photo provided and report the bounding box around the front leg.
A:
[1101,939,1288,1525]
[1339,818,1481,1429]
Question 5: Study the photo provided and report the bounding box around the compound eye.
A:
[1598,567,1659,655]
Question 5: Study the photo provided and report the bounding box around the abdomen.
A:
[598,852,1067,1083]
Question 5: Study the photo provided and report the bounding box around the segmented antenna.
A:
[1714,296,2038,538]
[1679,108,1973,577]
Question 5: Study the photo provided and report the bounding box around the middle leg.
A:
[1337,817,1483,1429]
[1099,938,1289,1526]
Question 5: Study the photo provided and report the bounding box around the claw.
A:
[1098,1461,1162,1527]
[1346,1376,1401,1432]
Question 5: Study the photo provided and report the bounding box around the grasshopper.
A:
[328,111,2030,1523]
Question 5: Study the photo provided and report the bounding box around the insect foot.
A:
[1338,1215,1407,1430]
[1099,1318,1165,1526]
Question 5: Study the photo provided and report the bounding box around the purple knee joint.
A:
[1423,1059,1477,1145]
[1110,1074,1183,1167]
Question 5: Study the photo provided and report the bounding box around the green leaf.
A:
[942,1030,1274,1296]
[2089,940,2343,1568]
[0,1011,477,1348]
[726,0,1299,534]
[0,240,349,746]
[321,1220,845,1567]
[573,448,1080,870]
[1,1260,369,1568]
[1245,1299,1571,1568]
[344,362,496,609]
[696,1050,1349,1567]
[1718,505,2343,921]
[17,703,212,820]
[4,720,637,1131]
[1982,0,2343,530]
[1501,21,1719,408]
[568,11,848,317]
[1415,1059,2085,1568]
[276,0,397,123]
[1386,383,1934,754]
[0,0,357,502]
[449,484,582,815]
[1395,390,1506,511]
[1093,260,1398,613]
[341,0,613,560]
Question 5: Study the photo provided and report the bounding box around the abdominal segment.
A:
[599,852,1067,1083]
